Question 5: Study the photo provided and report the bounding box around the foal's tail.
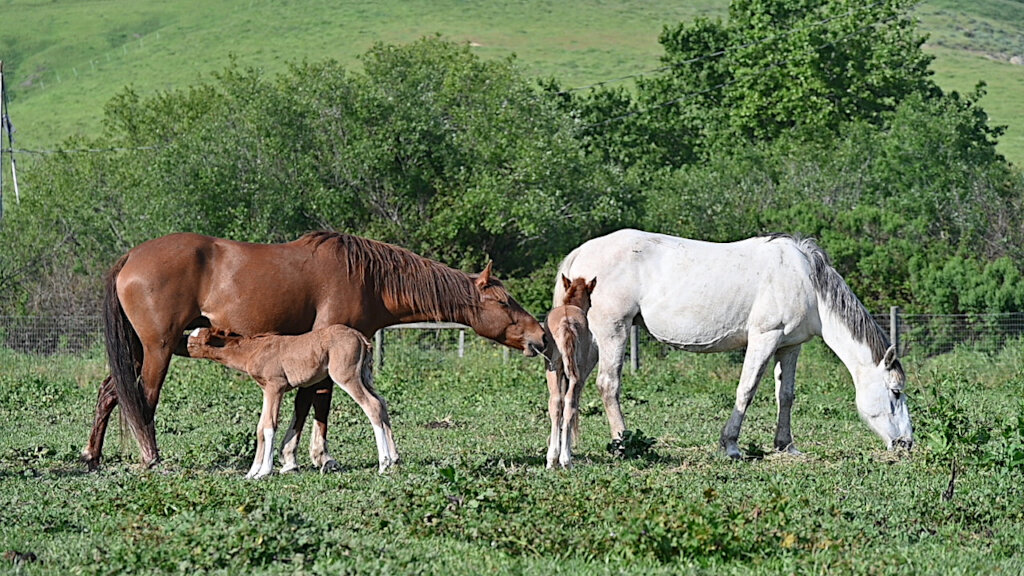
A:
[103,254,147,439]
[557,324,582,442]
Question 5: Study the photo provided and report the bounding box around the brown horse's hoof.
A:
[81,451,101,472]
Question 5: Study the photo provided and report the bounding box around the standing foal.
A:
[544,275,597,469]
[187,325,398,478]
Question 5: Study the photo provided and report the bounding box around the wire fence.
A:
[2,312,1023,361]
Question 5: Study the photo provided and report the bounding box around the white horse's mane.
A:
[767,233,896,368]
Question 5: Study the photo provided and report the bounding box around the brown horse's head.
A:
[560,275,597,312]
[470,262,547,357]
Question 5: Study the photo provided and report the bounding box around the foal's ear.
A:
[883,345,899,369]
[561,274,571,291]
[475,261,494,288]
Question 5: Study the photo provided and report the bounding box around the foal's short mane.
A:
[766,233,895,367]
[561,278,591,309]
[300,231,482,322]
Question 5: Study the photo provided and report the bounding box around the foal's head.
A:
[560,275,597,312]
[186,327,241,357]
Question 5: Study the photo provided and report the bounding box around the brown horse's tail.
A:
[103,254,148,439]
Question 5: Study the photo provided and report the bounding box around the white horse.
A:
[553,229,912,462]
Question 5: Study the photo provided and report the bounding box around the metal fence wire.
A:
[1,313,1023,358]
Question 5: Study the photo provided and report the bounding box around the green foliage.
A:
[1,38,638,315]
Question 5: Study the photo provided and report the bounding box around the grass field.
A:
[1,333,1022,574]
[3,0,1024,165]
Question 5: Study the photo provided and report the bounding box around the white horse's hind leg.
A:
[720,331,781,459]
[773,345,802,454]
[593,326,628,441]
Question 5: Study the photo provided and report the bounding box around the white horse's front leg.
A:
[545,368,564,468]
[720,332,781,459]
[773,345,802,454]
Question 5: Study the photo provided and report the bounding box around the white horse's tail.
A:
[552,247,583,307]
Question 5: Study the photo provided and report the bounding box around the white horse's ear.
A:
[561,274,571,291]
[883,345,898,369]
[587,277,597,293]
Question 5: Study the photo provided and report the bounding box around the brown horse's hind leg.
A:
[279,381,337,473]
[279,387,312,474]
[309,382,340,472]
[82,375,118,470]
[133,345,173,467]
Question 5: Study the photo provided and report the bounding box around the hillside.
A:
[2,0,1023,165]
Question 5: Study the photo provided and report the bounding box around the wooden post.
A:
[373,330,383,371]
[890,306,901,354]
[458,329,465,358]
[630,324,639,373]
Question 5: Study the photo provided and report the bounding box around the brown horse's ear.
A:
[561,274,571,291]
[587,277,597,293]
[475,261,494,288]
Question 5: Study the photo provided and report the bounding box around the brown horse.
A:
[544,275,597,469]
[186,325,393,478]
[84,231,547,470]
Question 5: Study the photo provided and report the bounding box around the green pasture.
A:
[3,0,1024,165]
[1,334,1022,574]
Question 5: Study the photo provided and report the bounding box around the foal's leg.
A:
[545,366,566,469]
[773,345,802,454]
[248,381,285,479]
[720,330,782,459]
[82,375,118,470]
[278,385,312,474]
[308,383,340,472]
[279,380,336,473]
[559,371,581,469]
[331,360,398,473]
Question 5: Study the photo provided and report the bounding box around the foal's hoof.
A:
[278,463,300,475]
[320,459,341,474]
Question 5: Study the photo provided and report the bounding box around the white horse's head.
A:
[854,345,913,450]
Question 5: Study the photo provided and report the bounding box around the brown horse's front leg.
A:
[309,381,339,472]
[82,375,118,471]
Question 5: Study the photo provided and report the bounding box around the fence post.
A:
[890,306,901,354]
[458,329,465,358]
[374,330,383,371]
[630,324,639,373]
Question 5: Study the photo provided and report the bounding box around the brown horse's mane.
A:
[300,231,483,322]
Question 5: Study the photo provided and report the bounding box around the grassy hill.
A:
[3,0,1024,165]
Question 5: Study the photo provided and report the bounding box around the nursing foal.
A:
[187,325,397,478]
[544,275,597,469]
